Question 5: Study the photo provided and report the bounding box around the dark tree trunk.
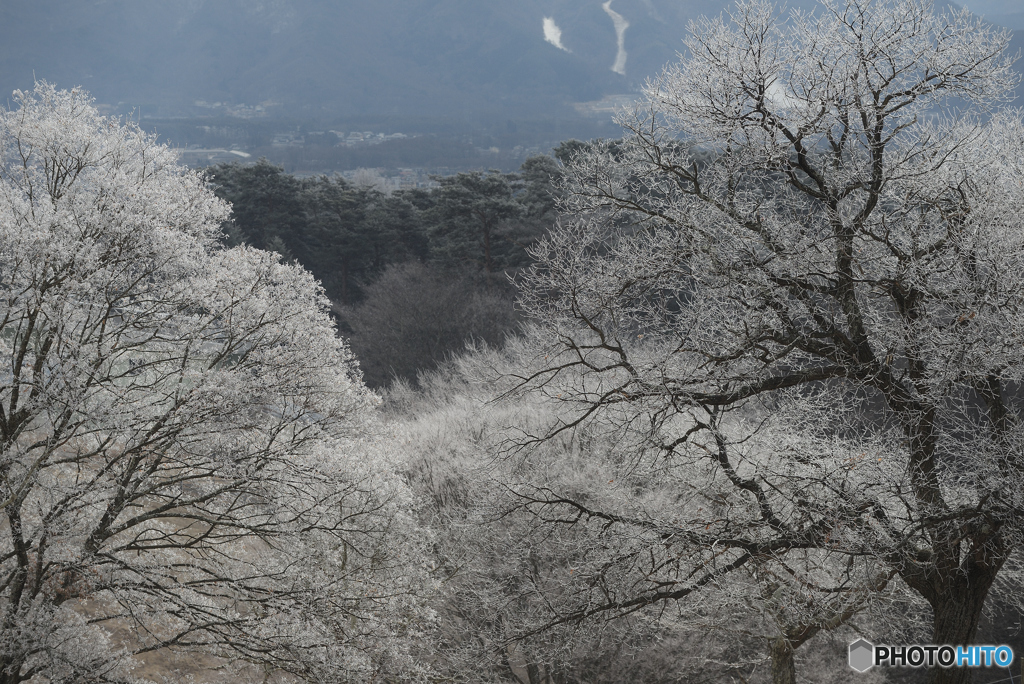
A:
[922,534,1004,684]
[770,637,796,684]
[927,583,994,684]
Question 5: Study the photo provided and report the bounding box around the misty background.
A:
[2,0,1020,176]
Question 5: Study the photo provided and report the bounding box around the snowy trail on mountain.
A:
[602,0,629,75]
[543,17,569,51]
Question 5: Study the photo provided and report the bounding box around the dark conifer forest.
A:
[207,153,566,387]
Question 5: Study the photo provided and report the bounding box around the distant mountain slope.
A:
[0,0,1018,122]
[0,0,767,119]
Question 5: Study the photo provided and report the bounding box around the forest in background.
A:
[206,150,574,387]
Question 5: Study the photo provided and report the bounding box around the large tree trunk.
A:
[923,537,1003,684]
[928,588,992,684]
[770,637,796,684]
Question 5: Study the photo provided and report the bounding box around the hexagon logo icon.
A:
[849,639,875,672]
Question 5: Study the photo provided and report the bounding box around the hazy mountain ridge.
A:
[0,0,755,120]
[0,0,1018,126]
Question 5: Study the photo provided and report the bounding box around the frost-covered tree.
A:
[515,1,1023,683]
[0,83,428,683]
[390,344,900,684]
